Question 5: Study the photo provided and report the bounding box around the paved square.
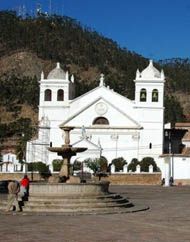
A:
[0,185,190,242]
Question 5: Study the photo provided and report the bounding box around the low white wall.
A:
[173,157,190,179]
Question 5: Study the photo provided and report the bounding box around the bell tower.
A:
[134,60,165,108]
[39,62,75,121]
[134,60,165,160]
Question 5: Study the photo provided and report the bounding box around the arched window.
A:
[152,89,159,102]
[44,89,52,101]
[140,88,147,102]
[57,89,64,101]
[93,117,109,125]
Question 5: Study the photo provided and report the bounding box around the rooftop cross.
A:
[99,73,105,86]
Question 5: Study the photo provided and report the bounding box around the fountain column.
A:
[48,126,87,179]
[59,127,74,178]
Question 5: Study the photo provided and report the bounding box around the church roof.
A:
[141,60,160,78]
[136,60,164,80]
[47,62,66,79]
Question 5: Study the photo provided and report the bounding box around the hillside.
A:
[0,11,189,152]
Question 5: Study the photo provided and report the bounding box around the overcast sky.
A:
[1,0,190,60]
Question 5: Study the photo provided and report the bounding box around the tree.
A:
[28,161,50,180]
[84,158,99,174]
[16,137,26,163]
[52,159,63,171]
[73,160,82,171]
[140,157,160,172]
[164,96,185,123]
[84,157,108,174]
[98,156,108,172]
[127,157,160,172]
[127,158,139,172]
[111,157,127,172]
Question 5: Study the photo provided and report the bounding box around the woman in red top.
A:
[21,175,30,188]
[20,175,30,200]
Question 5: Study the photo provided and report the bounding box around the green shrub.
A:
[111,157,127,172]
[73,160,82,171]
[98,156,108,172]
[84,158,99,174]
[127,158,139,172]
[28,161,50,179]
[140,157,160,172]
[84,157,108,173]
[127,157,160,172]
[52,159,63,171]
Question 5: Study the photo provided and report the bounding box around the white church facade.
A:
[26,60,166,173]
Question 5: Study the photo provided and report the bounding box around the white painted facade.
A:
[26,60,166,173]
[0,152,27,173]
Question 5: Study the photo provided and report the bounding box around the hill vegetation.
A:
[0,10,189,151]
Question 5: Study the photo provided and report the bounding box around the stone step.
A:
[26,200,132,208]
[0,202,133,212]
[28,193,122,200]
[0,199,149,215]
[0,194,133,212]
[27,195,125,203]
[27,198,128,205]
[0,194,126,204]
[22,203,134,213]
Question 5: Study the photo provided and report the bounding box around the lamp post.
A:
[165,129,174,186]
[111,134,119,158]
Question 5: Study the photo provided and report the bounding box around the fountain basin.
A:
[48,146,87,156]
[30,181,110,196]
[48,147,87,153]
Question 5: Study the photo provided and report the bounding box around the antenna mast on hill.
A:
[61,1,64,16]
[17,5,26,18]
[36,2,42,16]
[49,0,52,15]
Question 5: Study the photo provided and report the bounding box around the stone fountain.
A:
[48,126,87,180]
[0,126,149,214]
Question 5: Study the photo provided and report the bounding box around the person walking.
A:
[6,181,20,212]
[19,175,30,200]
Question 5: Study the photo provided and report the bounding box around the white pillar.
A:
[149,165,153,173]
[2,163,7,172]
[136,164,141,173]
[9,163,14,173]
[17,163,21,171]
[164,157,170,187]
[49,164,53,173]
[111,164,115,174]
[23,163,28,173]
[123,164,128,173]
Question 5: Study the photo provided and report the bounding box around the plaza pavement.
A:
[0,185,190,242]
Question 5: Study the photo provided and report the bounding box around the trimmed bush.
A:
[52,159,63,171]
[127,157,160,172]
[140,157,160,172]
[127,158,139,172]
[73,160,82,171]
[28,161,50,179]
[84,157,108,173]
[111,157,127,172]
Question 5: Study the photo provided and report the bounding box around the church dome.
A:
[140,60,161,79]
[47,62,66,79]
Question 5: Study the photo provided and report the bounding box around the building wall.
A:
[26,61,165,171]
[173,157,190,179]
[100,173,162,185]
[0,172,42,181]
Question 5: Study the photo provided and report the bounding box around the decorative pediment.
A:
[60,97,142,129]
